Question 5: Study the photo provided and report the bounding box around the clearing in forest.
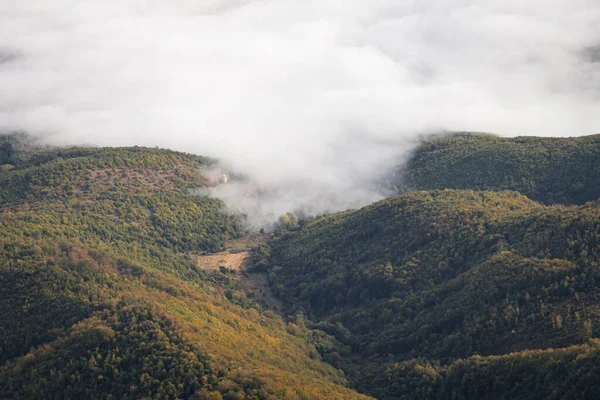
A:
[191,234,283,312]
[191,235,265,271]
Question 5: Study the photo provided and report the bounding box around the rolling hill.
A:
[4,132,600,399]
[267,180,600,398]
[398,133,600,205]
[0,140,371,400]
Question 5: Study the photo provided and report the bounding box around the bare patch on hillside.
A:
[191,235,265,271]
[193,251,252,271]
[192,234,282,312]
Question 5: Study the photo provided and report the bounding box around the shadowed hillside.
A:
[399,133,600,204]
[266,189,600,398]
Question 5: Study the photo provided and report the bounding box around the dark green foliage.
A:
[0,132,33,166]
[354,340,600,400]
[1,306,220,400]
[400,133,600,204]
[268,189,600,398]
[248,244,271,273]
[8,131,600,399]
[0,140,16,165]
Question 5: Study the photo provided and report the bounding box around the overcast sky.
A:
[1,1,599,220]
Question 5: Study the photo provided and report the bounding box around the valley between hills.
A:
[2,133,600,399]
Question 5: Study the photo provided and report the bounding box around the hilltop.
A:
[398,133,600,204]
[0,140,371,399]
[4,132,600,399]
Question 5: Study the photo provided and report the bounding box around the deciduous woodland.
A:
[2,133,600,399]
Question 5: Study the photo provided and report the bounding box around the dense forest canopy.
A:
[266,189,600,398]
[262,133,600,398]
[398,133,600,205]
[4,133,600,399]
[0,138,371,400]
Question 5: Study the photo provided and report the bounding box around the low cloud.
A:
[1,1,599,224]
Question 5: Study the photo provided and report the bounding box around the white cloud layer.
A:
[1,1,599,223]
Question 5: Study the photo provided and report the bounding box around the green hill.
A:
[266,189,600,398]
[399,133,600,204]
[0,143,371,400]
[5,133,600,399]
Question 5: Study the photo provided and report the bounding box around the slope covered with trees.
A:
[399,133,600,204]
[0,140,371,400]
[267,189,600,398]
[5,132,600,399]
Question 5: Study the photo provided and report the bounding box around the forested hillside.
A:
[0,139,371,400]
[5,132,600,400]
[399,133,600,204]
[267,189,600,399]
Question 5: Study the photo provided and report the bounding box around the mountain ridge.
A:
[3,132,600,399]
